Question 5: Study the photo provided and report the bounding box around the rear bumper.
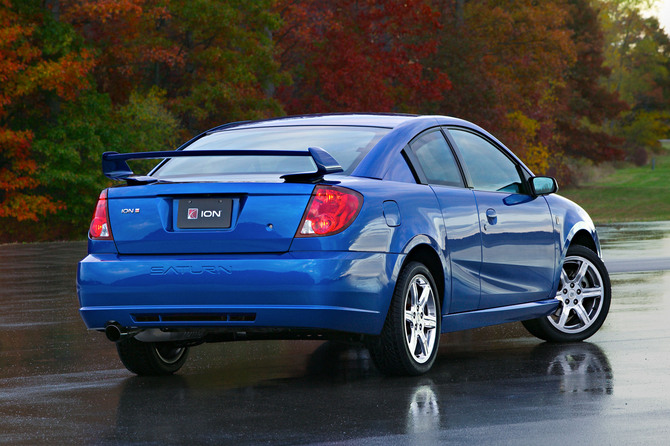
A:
[77,251,402,335]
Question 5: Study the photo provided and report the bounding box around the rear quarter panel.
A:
[290,177,444,253]
[290,176,449,310]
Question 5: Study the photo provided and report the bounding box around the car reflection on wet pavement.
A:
[1,223,670,444]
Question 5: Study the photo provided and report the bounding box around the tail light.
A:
[89,189,113,240]
[296,185,363,237]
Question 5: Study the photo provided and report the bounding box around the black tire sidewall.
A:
[117,338,189,376]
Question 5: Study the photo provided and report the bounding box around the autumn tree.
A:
[276,0,452,114]
[2,0,667,242]
[553,0,629,167]
[63,0,285,133]
[0,0,93,241]
[1,0,286,240]
[596,0,670,154]
[0,1,185,240]
[28,1,186,239]
[430,0,577,175]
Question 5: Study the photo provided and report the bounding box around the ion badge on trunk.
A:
[177,198,232,229]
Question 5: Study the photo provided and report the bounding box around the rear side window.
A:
[448,128,526,193]
[409,130,464,187]
[153,126,390,178]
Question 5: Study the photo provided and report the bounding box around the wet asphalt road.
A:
[1,222,670,445]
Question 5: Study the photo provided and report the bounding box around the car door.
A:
[406,128,483,313]
[445,127,556,310]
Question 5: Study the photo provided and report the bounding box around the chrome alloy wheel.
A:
[550,255,605,334]
[403,274,438,364]
[154,344,187,365]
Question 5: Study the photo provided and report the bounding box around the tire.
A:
[523,245,611,342]
[116,337,189,376]
[368,262,441,376]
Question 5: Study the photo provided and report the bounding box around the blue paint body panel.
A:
[78,251,400,334]
[474,191,556,309]
[77,113,603,341]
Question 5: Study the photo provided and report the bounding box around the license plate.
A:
[177,198,232,229]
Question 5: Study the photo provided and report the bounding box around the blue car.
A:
[77,114,611,376]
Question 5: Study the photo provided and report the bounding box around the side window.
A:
[449,129,524,193]
[409,130,464,187]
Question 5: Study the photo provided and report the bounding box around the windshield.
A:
[152,125,390,178]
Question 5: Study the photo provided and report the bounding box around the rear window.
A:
[153,126,390,178]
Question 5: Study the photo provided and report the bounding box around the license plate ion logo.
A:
[177,198,232,229]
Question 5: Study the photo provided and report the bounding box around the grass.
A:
[560,148,670,224]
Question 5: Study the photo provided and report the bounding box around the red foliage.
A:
[62,0,182,102]
[276,0,451,114]
[553,0,628,164]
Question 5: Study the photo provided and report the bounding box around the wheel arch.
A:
[546,193,601,259]
[568,229,598,254]
[556,223,602,291]
[400,241,447,314]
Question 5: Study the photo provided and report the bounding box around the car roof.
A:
[218,113,423,130]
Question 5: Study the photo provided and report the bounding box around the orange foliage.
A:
[435,0,576,171]
[0,1,91,225]
[63,0,183,101]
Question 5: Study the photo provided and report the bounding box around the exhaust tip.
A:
[105,322,123,342]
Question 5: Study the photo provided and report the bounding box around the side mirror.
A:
[530,176,558,196]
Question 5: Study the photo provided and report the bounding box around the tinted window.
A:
[449,129,524,193]
[154,126,390,178]
[410,130,463,187]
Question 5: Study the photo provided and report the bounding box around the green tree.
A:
[17,0,287,239]
[0,0,93,241]
[31,88,180,239]
[554,0,629,170]
[596,0,670,153]
[63,0,285,133]
[1,1,186,240]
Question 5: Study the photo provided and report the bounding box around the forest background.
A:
[0,0,668,242]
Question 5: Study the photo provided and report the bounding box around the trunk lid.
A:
[107,180,315,254]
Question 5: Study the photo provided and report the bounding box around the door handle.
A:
[486,208,497,225]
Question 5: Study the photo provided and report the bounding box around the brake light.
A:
[297,185,363,237]
[89,189,113,240]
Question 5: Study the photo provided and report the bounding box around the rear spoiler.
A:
[101,147,344,184]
